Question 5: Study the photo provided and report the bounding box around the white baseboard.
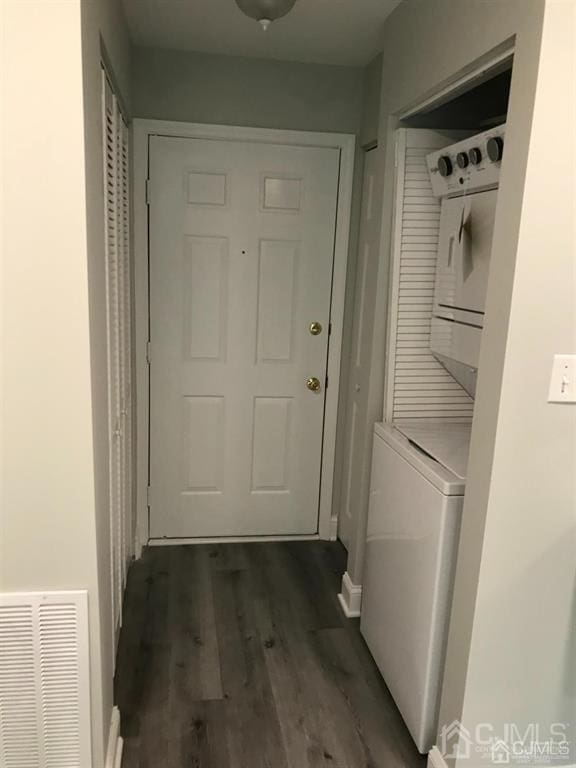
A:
[329,515,338,541]
[105,706,123,768]
[427,746,448,768]
[145,520,339,547]
[337,571,362,617]
[149,534,320,545]
[134,533,143,560]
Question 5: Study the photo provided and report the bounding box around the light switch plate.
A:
[548,354,576,403]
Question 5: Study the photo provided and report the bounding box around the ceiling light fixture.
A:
[235,0,298,31]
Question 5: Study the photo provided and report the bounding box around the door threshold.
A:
[148,534,321,546]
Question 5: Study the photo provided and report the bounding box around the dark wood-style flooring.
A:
[115,541,425,768]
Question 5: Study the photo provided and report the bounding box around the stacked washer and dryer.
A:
[360,126,505,753]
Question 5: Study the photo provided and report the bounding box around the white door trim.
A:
[133,119,355,552]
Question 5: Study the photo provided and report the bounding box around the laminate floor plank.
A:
[243,544,364,767]
[169,546,223,703]
[114,557,153,739]
[250,542,344,632]
[120,737,140,768]
[212,566,289,768]
[307,628,425,768]
[116,541,426,768]
[172,699,231,768]
[207,542,251,572]
[247,563,334,768]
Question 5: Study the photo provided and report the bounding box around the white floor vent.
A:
[0,591,91,768]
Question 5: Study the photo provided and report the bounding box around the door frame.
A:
[133,119,355,551]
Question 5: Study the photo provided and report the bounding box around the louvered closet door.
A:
[102,71,132,659]
[103,74,122,648]
[120,120,133,580]
[116,116,132,586]
[384,129,474,422]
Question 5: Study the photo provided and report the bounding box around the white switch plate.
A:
[548,354,576,403]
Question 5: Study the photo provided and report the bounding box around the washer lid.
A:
[373,422,466,495]
[394,421,472,480]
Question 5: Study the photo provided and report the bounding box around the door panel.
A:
[338,148,383,549]
[435,189,497,315]
[256,240,299,362]
[149,136,339,538]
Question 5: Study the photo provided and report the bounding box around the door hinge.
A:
[328,322,332,336]
[145,178,152,205]
[147,486,151,507]
[146,341,151,364]
[325,375,329,389]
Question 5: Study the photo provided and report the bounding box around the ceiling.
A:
[121,0,401,67]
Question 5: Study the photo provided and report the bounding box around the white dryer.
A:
[426,125,505,396]
[360,421,471,754]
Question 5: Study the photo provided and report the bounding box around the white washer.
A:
[360,421,471,754]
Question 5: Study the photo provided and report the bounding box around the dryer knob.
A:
[456,151,469,169]
[438,155,453,177]
[469,147,482,165]
[487,136,504,162]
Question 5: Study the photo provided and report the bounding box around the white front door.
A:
[149,136,340,538]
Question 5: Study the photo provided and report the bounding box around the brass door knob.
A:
[309,322,323,336]
[306,377,321,392]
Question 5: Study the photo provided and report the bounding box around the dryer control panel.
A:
[427,124,506,197]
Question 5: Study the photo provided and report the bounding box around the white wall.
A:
[453,2,575,761]
[345,0,575,762]
[1,0,132,765]
[0,0,103,764]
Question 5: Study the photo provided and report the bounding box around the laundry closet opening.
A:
[400,62,512,131]
[358,50,515,755]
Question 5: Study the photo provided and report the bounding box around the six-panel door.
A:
[149,136,339,538]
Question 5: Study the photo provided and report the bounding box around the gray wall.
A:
[132,46,364,133]
[346,0,574,763]
[360,53,382,147]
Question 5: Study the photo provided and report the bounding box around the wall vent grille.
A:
[0,591,91,768]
